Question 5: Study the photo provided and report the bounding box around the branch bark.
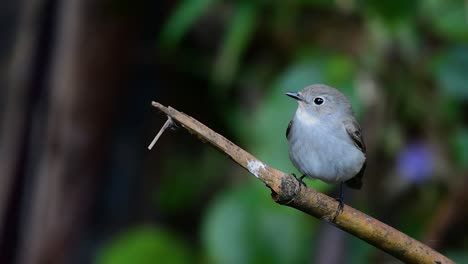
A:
[151,101,454,264]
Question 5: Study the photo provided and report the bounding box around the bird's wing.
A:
[344,119,366,189]
[286,120,293,139]
[344,119,366,153]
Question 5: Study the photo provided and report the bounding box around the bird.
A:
[285,84,366,216]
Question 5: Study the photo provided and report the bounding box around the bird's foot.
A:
[333,183,345,220]
[291,173,307,187]
[333,197,344,220]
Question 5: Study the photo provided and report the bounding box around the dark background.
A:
[1,0,467,263]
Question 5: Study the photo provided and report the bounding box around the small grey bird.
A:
[286,84,366,214]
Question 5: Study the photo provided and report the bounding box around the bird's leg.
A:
[291,173,307,187]
[333,182,344,219]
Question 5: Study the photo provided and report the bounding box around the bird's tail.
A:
[345,162,366,189]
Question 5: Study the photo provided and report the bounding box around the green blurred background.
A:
[0,0,467,263]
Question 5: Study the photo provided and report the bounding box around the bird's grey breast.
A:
[287,112,365,183]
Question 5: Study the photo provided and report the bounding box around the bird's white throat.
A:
[296,106,320,126]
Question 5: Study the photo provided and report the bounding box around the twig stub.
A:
[148,116,173,150]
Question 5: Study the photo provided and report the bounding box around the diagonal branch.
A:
[150,101,453,264]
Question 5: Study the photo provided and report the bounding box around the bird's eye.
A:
[313,97,324,105]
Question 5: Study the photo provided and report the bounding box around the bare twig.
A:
[150,101,454,264]
[148,116,173,150]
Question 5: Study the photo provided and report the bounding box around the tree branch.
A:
[150,101,453,264]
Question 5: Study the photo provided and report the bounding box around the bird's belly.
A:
[288,131,365,183]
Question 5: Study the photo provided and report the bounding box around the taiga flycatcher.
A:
[286,84,366,215]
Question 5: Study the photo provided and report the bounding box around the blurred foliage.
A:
[157,147,226,211]
[452,127,468,170]
[202,182,314,264]
[97,226,192,264]
[102,0,468,263]
[213,1,257,87]
[446,251,468,263]
[159,0,219,48]
[421,0,468,41]
[434,47,468,99]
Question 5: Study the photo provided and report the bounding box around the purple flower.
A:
[397,142,434,184]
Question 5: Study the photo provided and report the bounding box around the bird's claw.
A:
[333,197,344,220]
[291,173,307,187]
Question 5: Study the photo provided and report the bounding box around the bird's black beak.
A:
[286,92,304,101]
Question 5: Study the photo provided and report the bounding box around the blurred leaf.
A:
[452,127,468,169]
[433,47,468,99]
[324,55,354,85]
[158,147,226,211]
[437,96,463,124]
[272,1,299,33]
[364,17,392,68]
[395,21,420,62]
[297,0,336,8]
[421,0,468,41]
[382,122,403,156]
[202,181,315,264]
[159,0,218,48]
[445,250,468,263]
[323,54,363,116]
[360,0,419,23]
[213,1,257,87]
[347,234,375,263]
[97,226,192,264]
